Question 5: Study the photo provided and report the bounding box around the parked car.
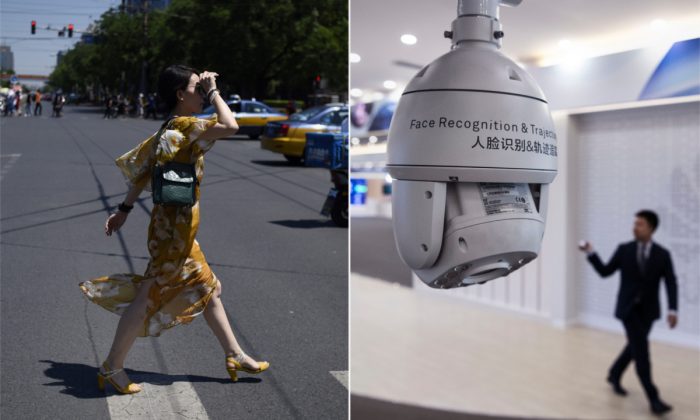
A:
[261,103,348,163]
[195,99,287,139]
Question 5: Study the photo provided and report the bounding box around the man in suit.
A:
[579,209,678,415]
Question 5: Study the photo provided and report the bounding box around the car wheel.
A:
[284,154,302,164]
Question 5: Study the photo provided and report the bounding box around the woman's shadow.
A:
[41,360,261,398]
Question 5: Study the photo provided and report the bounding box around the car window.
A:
[319,109,349,126]
[228,102,242,113]
[289,105,327,122]
[244,102,268,113]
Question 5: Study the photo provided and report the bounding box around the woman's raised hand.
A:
[199,71,218,93]
[105,212,128,236]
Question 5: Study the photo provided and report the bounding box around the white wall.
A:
[573,99,700,348]
[413,97,700,349]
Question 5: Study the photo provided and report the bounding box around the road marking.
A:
[0,154,21,182]
[104,375,210,419]
[330,370,348,389]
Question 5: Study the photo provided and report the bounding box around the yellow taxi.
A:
[196,99,287,139]
[260,103,348,163]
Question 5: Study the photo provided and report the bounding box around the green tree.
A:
[50,0,347,101]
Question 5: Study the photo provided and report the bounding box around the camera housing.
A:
[386,0,558,289]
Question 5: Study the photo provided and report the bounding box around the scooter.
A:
[321,168,348,227]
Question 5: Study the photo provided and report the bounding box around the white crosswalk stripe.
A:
[104,376,210,419]
[0,153,21,182]
[330,370,349,389]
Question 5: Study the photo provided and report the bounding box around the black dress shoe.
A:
[650,399,672,415]
[606,375,627,396]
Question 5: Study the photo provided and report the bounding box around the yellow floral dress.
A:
[79,115,221,337]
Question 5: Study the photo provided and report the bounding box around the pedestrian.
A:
[579,209,678,415]
[14,88,20,115]
[16,90,24,117]
[34,90,42,116]
[145,93,157,119]
[6,89,15,116]
[285,99,296,116]
[116,94,125,116]
[138,92,146,118]
[78,64,268,395]
[52,90,65,117]
[103,95,113,119]
[25,90,33,117]
[110,95,118,118]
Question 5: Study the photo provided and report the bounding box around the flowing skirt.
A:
[79,202,219,337]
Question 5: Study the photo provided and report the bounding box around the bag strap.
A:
[155,116,177,142]
[152,117,199,185]
[151,116,178,163]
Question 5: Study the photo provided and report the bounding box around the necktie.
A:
[637,243,647,275]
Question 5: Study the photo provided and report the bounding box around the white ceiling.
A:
[350,0,700,96]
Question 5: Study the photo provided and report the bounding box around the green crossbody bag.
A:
[151,118,198,207]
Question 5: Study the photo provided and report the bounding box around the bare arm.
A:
[105,182,146,236]
[197,71,238,142]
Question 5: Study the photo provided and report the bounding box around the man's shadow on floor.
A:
[40,359,261,399]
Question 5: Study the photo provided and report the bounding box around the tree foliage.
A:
[49,0,347,99]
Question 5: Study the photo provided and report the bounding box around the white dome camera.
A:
[387,0,558,289]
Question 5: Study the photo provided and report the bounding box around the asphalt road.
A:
[0,106,348,419]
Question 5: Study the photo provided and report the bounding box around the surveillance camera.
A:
[386,0,558,289]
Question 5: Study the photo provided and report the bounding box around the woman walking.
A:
[79,64,269,394]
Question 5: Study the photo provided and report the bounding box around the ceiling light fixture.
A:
[401,34,418,45]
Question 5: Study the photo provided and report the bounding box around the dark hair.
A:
[636,209,659,231]
[157,64,200,111]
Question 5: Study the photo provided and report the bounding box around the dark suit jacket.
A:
[587,241,678,321]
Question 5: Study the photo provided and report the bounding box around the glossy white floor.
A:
[351,274,700,420]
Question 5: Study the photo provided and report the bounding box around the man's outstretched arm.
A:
[586,244,622,278]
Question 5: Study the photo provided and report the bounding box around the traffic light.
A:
[68,24,74,38]
[314,75,321,89]
[31,20,36,34]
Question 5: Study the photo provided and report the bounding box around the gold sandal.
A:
[225,352,270,382]
[97,361,142,394]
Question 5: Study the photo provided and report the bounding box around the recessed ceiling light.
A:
[351,137,360,145]
[350,88,364,98]
[383,80,397,89]
[650,19,667,31]
[369,136,378,144]
[401,34,417,45]
[350,53,361,63]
